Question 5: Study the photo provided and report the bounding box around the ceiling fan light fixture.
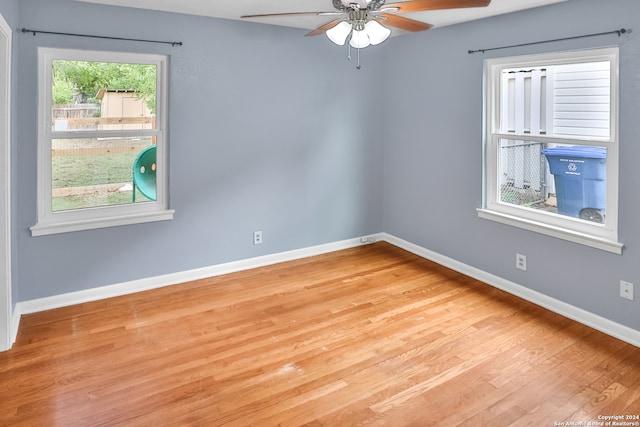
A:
[349,28,371,49]
[364,20,391,45]
[326,20,352,45]
[243,0,493,67]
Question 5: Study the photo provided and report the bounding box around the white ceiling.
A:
[74,0,568,36]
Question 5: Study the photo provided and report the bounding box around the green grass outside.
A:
[52,151,138,189]
[52,145,154,211]
[52,192,137,211]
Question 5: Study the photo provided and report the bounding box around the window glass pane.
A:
[552,61,610,140]
[51,60,157,132]
[500,61,610,140]
[52,137,156,211]
[499,140,606,223]
[500,68,548,135]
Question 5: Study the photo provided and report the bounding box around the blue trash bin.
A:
[541,146,606,222]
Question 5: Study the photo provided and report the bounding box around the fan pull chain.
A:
[346,44,362,70]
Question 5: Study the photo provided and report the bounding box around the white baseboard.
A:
[381,233,640,348]
[16,235,381,316]
[10,304,20,346]
[12,231,639,349]
[0,306,20,352]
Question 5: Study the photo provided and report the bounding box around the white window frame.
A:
[478,48,623,254]
[31,48,173,236]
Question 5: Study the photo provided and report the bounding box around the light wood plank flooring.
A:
[2,242,639,426]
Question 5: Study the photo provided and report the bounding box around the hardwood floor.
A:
[2,242,639,426]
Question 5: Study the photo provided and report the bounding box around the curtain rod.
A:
[21,28,183,47]
[468,28,628,54]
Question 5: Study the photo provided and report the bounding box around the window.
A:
[478,48,622,254]
[31,48,173,236]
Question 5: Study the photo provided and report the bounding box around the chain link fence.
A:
[500,141,551,209]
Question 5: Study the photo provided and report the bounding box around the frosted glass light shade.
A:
[364,20,391,45]
[349,29,371,49]
[326,21,352,46]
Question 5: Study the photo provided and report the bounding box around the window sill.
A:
[30,209,175,237]
[477,208,623,254]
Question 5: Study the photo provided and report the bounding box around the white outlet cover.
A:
[620,281,634,301]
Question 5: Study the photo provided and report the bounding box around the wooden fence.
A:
[52,103,100,119]
[500,68,549,194]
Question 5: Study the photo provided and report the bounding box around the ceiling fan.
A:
[242,0,491,50]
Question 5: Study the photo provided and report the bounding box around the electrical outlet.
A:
[253,230,262,245]
[620,281,634,301]
[516,253,527,271]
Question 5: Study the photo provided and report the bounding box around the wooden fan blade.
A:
[305,19,343,37]
[380,14,433,32]
[384,0,490,14]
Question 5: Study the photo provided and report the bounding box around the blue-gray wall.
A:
[0,0,16,33]
[12,0,385,301]
[383,0,640,331]
[3,0,639,333]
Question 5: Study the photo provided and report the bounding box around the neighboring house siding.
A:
[552,62,611,139]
